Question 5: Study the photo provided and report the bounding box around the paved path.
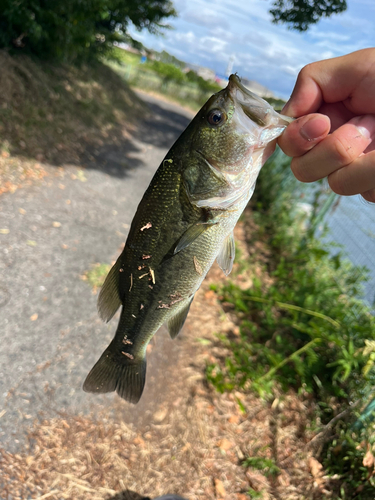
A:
[0,92,194,450]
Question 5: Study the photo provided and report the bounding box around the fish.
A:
[83,74,293,404]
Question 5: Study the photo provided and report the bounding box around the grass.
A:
[0,50,146,165]
[81,262,111,295]
[108,47,223,111]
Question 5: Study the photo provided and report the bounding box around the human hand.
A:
[278,48,375,203]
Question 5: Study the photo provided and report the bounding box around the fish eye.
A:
[207,109,226,126]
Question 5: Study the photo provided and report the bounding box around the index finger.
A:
[282,48,375,118]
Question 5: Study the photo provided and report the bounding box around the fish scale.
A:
[83,75,293,404]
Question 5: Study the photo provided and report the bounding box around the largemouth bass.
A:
[83,75,293,403]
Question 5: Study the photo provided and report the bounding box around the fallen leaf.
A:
[217,438,233,452]
[153,407,168,423]
[76,170,87,182]
[0,229,9,234]
[214,478,226,498]
[30,313,38,321]
[52,221,61,228]
[204,290,216,300]
[197,338,211,346]
[133,436,145,447]
[363,448,374,469]
[308,457,323,478]
[228,415,240,424]
[19,208,26,214]
[27,240,37,247]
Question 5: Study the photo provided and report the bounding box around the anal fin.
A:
[217,231,235,276]
[97,257,122,323]
[167,296,194,339]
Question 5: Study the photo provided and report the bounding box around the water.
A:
[324,195,375,309]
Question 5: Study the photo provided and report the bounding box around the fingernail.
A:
[300,117,330,141]
[351,115,375,140]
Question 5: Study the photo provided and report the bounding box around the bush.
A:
[148,60,186,83]
[0,0,176,62]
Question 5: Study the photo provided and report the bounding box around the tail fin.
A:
[83,346,146,404]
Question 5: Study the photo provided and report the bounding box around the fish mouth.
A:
[228,74,293,127]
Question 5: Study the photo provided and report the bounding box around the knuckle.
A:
[297,62,319,83]
[329,135,356,166]
[298,64,313,80]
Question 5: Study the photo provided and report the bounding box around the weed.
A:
[84,263,111,289]
[243,456,280,478]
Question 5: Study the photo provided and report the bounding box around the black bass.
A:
[83,75,293,403]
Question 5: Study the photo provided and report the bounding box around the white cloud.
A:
[183,8,230,29]
[173,30,197,45]
[200,36,229,54]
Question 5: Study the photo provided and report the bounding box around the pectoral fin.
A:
[174,223,215,255]
[97,257,122,322]
[217,232,235,276]
[167,297,194,339]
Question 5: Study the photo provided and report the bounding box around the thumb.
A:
[278,114,331,158]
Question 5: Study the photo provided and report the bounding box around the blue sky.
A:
[129,0,375,99]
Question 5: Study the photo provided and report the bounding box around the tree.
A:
[269,0,347,31]
[0,0,176,61]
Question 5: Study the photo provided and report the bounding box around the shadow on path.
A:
[81,95,194,179]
